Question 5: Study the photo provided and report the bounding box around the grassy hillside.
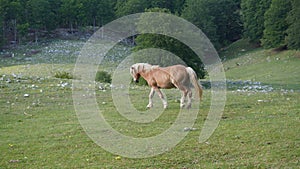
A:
[1,39,299,168]
[221,40,300,90]
[0,40,131,78]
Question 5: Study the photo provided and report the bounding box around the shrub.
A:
[95,71,111,83]
[54,71,73,79]
[132,77,148,86]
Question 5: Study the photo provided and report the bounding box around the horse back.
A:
[150,65,189,88]
[164,65,190,82]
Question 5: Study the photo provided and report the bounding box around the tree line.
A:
[0,0,299,50]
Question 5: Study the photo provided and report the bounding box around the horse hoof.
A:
[146,103,153,109]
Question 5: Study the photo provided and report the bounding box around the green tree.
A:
[241,0,272,44]
[210,0,242,46]
[115,0,150,17]
[47,0,62,30]
[173,0,186,15]
[135,8,206,78]
[0,0,11,44]
[83,0,115,31]
[27,0,56,42]
[181,0,218,48]
[0,0,23,44]
[95,0,115,26]
[17,23,29,44]
[60,0,84,32]
[8,1,21,43]
[0,1,4,45]
[286,0,300,49]
[261,0,292,49]
[115,0,186,17]
[149,0,186,15]
[150,0,173,10]
[182,0,242,48]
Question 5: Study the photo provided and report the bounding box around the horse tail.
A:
[186,67,203,100]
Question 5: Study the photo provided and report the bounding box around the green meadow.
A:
[0,40,299,168]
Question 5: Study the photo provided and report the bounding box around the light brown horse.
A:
[130,63,203,109]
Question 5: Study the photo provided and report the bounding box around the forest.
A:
[1,1,299,168]
[0,0,299,50]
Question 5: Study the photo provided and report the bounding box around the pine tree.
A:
[182,0,242,48]
[241,0,271,44]
[210,0,242,46]
[181,0,219,48]
[261,0,292,49]
[286,0,300,49]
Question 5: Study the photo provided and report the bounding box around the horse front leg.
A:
[147,87,155,109]
[155,88,168,109]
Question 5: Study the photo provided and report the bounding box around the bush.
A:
[54,71,73,79]
[132,77,148,86]
[95,71,111,83]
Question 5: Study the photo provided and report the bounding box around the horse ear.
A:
[131,66,135,72]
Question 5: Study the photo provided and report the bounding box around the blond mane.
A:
[137,63,160,73]
[150,65,160,70]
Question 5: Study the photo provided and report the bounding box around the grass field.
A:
[223,49,300,90]
[1,40,299,168]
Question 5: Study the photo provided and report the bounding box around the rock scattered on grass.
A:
[183,127,197,132]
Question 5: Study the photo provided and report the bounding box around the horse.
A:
[130,63,203,109]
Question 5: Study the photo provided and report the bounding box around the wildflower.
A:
[115,156,121,160]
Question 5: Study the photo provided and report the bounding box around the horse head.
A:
[130,63,142,83]
[130,63,154,83]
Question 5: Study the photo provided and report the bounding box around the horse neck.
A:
[138,65,152,80]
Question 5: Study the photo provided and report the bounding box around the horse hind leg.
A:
[186,89,192,109]
[180,90,188,108]
[172,80,188,109]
